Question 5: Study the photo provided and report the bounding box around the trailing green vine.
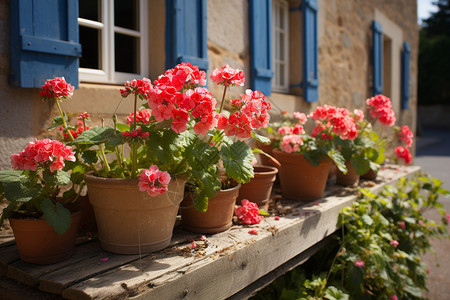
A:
[252,173,449,300]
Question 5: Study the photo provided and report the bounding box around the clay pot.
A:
[273,150,332,201]
[336,161,360,186]
[9,210,81,264]
[77,194,97,233]
[85,174,187,254]
[361,168,378,180]
[256,142,280,169]
[180,184,241,234]
[237,165,278,211]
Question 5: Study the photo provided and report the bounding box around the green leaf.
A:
[2,176,41,203]
[73,126,122,147]
[54,170,71,186]
[185,140,220,171]
[71,164,88,184]
[324,286,349,300]
[351,155,370,176]
[259,209,269,216]
[328,150,347,173]
[190,168,222,212]
[251,131,271,144]
[41,198,72,234]
[220,141,254,184]
[47,115,68,131]
[115,123,130,133]
[361,214,374,226]
[0,169,22,183]
[81,150,98,164]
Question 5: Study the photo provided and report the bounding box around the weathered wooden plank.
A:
[0,277,62,300]
[7,241,101,287]
[61,165,420,300]
[0,245,20,277]
[38,248,145,295]
[61,231,245,299]
[228,236,332,300]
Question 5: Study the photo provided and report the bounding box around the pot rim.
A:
[85,171,188,185]
[252,165,279,174]
[272,149,331,164]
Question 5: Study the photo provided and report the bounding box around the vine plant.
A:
[252,172,449,300]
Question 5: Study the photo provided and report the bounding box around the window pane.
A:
[279,32,285,61]
[280,64,285,86]
[114,0,139,30]
[80,26,101,69]
[79,0,100,21]
[115,33,139,73]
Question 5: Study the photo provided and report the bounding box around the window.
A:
[272,0,289,93]
[78,0,149,84]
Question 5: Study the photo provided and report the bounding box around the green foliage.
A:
[252,173,449,299]
[41,198,72,234]
[0,168,75,234]
[220,140,254,184]
[73,126,123,147]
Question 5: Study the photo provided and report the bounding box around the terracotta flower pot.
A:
[273,149,332,201]
[237,165,278,211]
[180,184,241,234]
[336,161,360,186]
[257,142,280,169]
[9,210,81,264]
[77,194,97,233]
[361,168,377,180]
[85,174,187,254]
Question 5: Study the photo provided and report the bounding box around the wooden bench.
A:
[0,165,420,299]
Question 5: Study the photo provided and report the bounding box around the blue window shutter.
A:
[9,0,81,88]
[302,0,319,102]
[249,0,273,96]
[401,42,411,109]
[165,0,208,71]
[372,20,383,96]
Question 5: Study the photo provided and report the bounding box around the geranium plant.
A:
[267,106,354,173]
[363,94,414,168]
[70,63,270,211]
[0,139,77,234]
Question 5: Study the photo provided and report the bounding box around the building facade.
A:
[0,0,418,169]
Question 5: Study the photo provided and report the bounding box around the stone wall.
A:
[0,0,419,169]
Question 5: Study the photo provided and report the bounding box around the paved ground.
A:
[415,129,450,300]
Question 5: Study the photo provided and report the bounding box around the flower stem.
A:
[99,144,110,172]
[218,85,228,114]
[131,93,138,178]
[55,99,74,141]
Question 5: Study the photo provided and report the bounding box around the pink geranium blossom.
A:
[293,112,308,124]
[398,125,413,147]
[40,77,74,101]
[248,228,259,235]
[280,134,303,153]
[235,199,264,225]
[210,65,245,87]
[354,260,365,268]
[390,240,399,247]
[10,139,75,172]
[127,109,151,126]
[138,165,171,196]
[366,94,396,126]
[78,112,90,120]
[395,146,412,164]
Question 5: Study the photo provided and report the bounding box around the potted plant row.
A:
[0,62,414,264]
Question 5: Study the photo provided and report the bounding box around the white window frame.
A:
[272,0,290,93]
[78,0,149,84]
